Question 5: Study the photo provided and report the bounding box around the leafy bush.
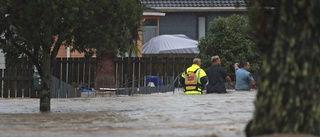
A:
[198,14,262,79]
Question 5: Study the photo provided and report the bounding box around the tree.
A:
[245,0,320,136]
[198,14,261,78]
[0,0,143,112]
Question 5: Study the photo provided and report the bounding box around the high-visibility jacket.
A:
[181,64,207,95]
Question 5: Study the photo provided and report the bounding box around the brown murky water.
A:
[0,89,256,137]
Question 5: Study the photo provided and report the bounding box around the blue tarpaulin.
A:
[78,86,93,92]
[146,76,163,86]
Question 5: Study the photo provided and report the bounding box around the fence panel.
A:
[0,69,33,98]
[53,57,194,95]
[0,68,79,98]
[50,76,80,98]
[54,58,96,89]
[0,57,260,98]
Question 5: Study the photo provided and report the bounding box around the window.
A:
[198,16,206,39]
[143,19,157,26]
[143,19,159,44]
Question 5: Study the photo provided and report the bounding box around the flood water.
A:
[0,89,256,137]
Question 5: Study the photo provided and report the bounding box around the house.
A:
[56,7,165,58]
[140,0,247,44]
[48,1,248,90]
[56,0,247,57]
[56,45,94,58]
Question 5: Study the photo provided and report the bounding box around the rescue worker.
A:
[180,58,208,94]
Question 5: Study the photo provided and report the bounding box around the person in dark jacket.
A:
[205,55,234,94]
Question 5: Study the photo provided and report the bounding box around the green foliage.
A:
[71,0,144,58]
[0,0,143,66]
[0,0,143,112]
[198,14,261,79]
[246,0,320,136]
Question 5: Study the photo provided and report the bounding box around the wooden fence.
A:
[54,57,194,89]
[115,57,194,88]
[51,76,81,98]
[54,57,260,94]
[0,57,195,98]
[54,58,96,89]
[0,69,34,98]
[0,68,81,98]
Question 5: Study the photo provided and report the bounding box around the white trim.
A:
[143,12,166,16]
[66,47,70,58]
[0,49,5,69]
[153,7,247,12]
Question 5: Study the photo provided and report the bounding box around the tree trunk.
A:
[39,51,52,112]
[246,1,320,136]
[95,53,116,90]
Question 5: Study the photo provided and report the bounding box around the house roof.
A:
[143,7,166,16]
[141,0,246,8]
[141,0,247,12]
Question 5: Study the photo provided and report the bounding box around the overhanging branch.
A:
[10,38,42,73]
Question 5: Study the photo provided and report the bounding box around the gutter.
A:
[143,12,166,16]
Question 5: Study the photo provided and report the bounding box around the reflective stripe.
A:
[184,91,202,95]
[185,86,202,92]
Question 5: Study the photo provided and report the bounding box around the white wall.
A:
[0,49,5,69]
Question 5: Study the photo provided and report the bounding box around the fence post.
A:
[0,69,3,98]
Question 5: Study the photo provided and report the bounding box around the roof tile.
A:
[140,0,246,7]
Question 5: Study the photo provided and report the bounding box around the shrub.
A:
[198,14,262,79]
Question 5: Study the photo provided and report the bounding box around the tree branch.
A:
[10,38,42,73]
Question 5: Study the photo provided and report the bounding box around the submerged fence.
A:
[108,57,195,95]
[54,58,96,89]
[115,57,192,88]
[0,69,34,98]
[0,69,80,98]
[0,57,203,97]
[111,76,175,95]
[51,76,81,98]
[1,56,260,97]
[55,57,195,95]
